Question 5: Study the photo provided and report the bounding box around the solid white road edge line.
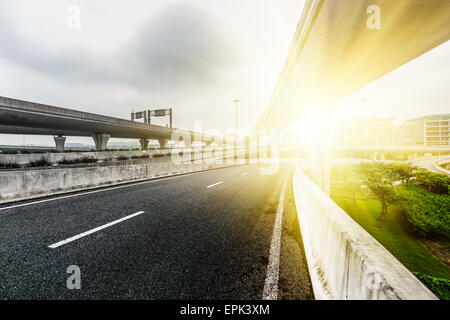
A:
[240,172,248,176]
[206,181,223,188]
[48,211,145,249]
[262,175,288,300]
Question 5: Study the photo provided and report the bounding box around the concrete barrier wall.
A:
[0,160,235,204]
[0,147,241,166]
[293,166,437,300]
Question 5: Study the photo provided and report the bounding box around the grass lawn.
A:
[331,185,450,281]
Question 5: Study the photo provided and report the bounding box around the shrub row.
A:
[400,185,450,240]
[0,152,161,169]
[413,272,450,300]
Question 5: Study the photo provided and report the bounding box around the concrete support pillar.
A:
[245,136,250,164]
[139,138,149,150]
[158,138,168,149]
[92,133,110,151]
[222,144,227,163]
[312,139,330,195]
[190,135,195,162]
[256,134,260,160]
[54,135,66,153]
[234,137,238,160]
[312,114,331,195]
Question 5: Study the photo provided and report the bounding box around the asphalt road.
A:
[0,163,313,299]
[412,156,449,175]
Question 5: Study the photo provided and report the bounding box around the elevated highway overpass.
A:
[0,96,220,152]
[256,0,450,192]
[257,0,450,129]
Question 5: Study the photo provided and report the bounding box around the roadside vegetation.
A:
[0,161,21,169]
[0,147,174,155]
[28,156,52,167]
[413,272,450,300]
[0,153,157,170]
[131,154,150,159]
[152,153,170,158]
[58,156,97,165]
[330,161,450,299]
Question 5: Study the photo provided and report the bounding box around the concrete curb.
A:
[0,160,244,205]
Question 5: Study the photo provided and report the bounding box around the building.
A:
[333,117,394,146]
[401,114,450,146]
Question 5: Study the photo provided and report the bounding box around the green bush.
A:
[80,156,97,163]
[28,156,52,167]
[390,162,416,184]
[0,162,21,169]
[130,155,150,159]
[57,158,77,165]
[58,156,97,165]
[415,169,450,195]
[413,272,450,300]
[116,155,129,161]
[400,185,450,240]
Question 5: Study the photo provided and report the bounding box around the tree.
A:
[346,175,361,205]
[414,169,450,195]
[390,163,416,185]
[358,162,403,217]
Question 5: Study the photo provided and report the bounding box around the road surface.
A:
[0,163,313,299]
[412,156,450,175]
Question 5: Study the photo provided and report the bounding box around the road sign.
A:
[154,109,167,117]
[132,108,172,128]
[135,111,145,119]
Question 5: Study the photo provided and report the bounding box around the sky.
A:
[0,0,448,146]
[335,40,450,125]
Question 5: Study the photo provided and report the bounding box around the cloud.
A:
[121,4,240,90]
[0,3,240,93]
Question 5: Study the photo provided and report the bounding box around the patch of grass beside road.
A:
[332,187,450,281]
[331,161,450,299]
